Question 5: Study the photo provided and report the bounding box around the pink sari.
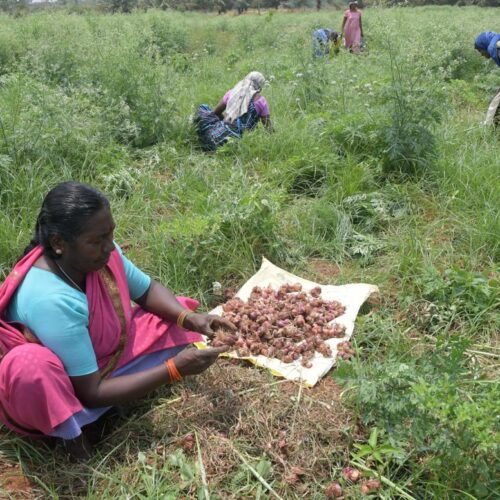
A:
[0,246,203,436]
[344,9,362,51]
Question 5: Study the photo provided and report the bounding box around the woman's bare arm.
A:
[134,280,188,323]
[213,98,226,119]
[135,280,235,336]
[69,277,235,407]
[70,345,227,408]
[261,115,273,131]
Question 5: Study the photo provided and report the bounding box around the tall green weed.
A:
[336,321,499,498]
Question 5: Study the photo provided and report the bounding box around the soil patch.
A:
[0,461,33,499]
[308,259,342,282]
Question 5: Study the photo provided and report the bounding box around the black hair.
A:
[23,181,110,258]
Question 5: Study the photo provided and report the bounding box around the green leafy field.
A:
[0,6,499,498]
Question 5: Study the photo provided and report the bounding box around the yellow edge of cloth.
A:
[194,342,314,387]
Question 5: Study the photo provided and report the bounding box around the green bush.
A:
[143,164,286,294]
[412,266,500,332]
[336,330,499,497]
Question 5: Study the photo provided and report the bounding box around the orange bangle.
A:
[165,359,176,383]
[165,358,182,383]
[164,360,172,383]
[176,310,193,328]
[168,358,183,381]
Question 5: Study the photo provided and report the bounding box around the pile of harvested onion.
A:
[212,283,348,367]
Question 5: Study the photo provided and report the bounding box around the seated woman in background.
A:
[195,71,271,152]
[342,1,363,54]
[0,182,234,459]
[474,31,500,125]
[312,28,340,57]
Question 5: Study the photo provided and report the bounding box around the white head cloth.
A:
[224,71,266,124]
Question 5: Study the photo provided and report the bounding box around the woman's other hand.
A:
[173,345,228,376]
[184,312,236,338]
[261,115,273,132]
[213,98,227,119]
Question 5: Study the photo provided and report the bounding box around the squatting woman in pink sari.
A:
[0,182,234,459]
[342,1,363,53]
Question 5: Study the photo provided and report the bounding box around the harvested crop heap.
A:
[213,283,350,367]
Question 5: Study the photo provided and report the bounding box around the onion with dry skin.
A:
[337,341,355,360]
[342,466,361,482]
[212,330,237,347]
[360,478,381,494]
[177,433,195,453]
[214,283,347,367]
[325,482,343,498]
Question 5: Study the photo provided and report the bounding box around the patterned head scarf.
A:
[474,32,500,67]
[225,71,266,124]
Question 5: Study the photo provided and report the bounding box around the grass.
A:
[0,5,499,498]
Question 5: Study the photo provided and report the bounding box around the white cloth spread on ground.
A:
[202,258,378,387]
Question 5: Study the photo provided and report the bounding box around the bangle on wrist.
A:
[176,309,193,328]
[165,358,183,383]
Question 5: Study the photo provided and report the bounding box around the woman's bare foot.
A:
[63,432,93,461]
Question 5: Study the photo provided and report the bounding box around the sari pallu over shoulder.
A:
[0,246,78,436]
[86,249,131,376]
[93,248,203,373]
[0,247,45,359]
[0,246,132,435]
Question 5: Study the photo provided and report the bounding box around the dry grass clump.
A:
[144,359,358,496]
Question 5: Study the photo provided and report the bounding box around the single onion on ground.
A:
[211,283,348,367]
[325,481,343,498]
[360,478,381,494]
[342,466,361,482]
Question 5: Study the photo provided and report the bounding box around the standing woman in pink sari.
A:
[342,1,364,54]
[0,182,234,459]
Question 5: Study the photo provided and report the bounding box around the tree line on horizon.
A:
[1,0,498,14]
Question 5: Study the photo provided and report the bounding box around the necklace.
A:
[54,259,84,293]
